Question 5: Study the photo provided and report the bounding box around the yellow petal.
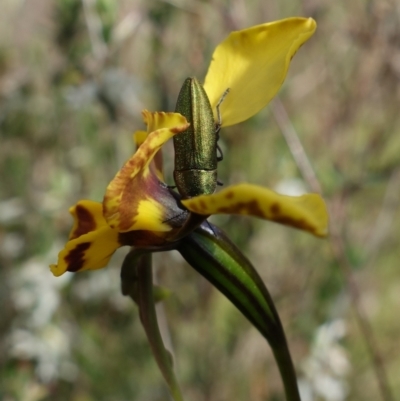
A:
[51,200,122,276]
[203,17,316,127]
[50,226,121,277]
[103,112,189,232]
[182,183,328,237]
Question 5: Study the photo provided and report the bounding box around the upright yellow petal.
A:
[182,183,328,237]
[103,112,189,233]
[203,18,316,126]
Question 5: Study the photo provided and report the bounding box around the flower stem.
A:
[135,254,184,401]
[272,343,301,401]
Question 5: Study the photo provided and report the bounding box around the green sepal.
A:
[177,222,283,346]
[177,222,302,401]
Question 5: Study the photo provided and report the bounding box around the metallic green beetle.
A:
[173,77,220,199]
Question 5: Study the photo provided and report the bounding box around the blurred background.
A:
[1,0,400,400]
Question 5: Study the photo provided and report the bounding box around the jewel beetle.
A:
[173,77,221,199]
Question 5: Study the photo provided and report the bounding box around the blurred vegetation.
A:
[1,0,400,400]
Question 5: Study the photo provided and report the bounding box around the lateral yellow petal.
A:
[50,225,121,277]
[182,183,328,237]
[203,18,316,127]
[103,112,189,232]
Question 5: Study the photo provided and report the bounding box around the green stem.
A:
[135,254,184,401]
[272,344,301,401]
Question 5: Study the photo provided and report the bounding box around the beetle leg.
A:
[216,87,230,127]
[216,143,224,162]
[215,87,229,163]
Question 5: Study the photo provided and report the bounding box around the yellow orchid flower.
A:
[50,111,191,277]
[51,17,327,278]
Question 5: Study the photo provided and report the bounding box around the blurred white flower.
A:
[8,258,76,382]
[71,253,131,311]
[299,319,351,401]
[63,82,97,109]
[11,259,70,328]
[0,197,25,224]
[0,232,25,259]
[9,325,78,383]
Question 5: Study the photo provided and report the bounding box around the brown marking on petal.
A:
[187,202,200,213]
[113,172,145,232]
[142,137,157,161]
[216,200,265,217]
[70,205,96,239]
[215,199,317,234]
[270,203,280,216]
[119,230,167,247]
[104,162,149,231]
[272,216,316,234]
[225,191,234,200]
[199,199,208,213]
[104,121,190,232]
[104,130,170,231]
[65,242,91,272]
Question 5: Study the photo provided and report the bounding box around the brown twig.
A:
[364,168,400,262]
[272,98,395,401]
[271,99,322,194]
[329,230,395,401]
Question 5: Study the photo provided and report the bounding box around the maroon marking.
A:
[65,242,91,272]
[217,200,264,217]
[270,203,280,215]
[224,191,234,199]
[70,205,96,239]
